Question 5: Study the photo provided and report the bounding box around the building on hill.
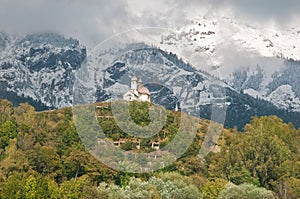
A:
[123,76,151,102]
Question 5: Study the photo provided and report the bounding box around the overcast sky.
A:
[1,0,300,48]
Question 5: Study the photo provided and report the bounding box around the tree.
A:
[61,147,117,184]
[0,172,26,198]
[0,139,29,178]
[27,145,61,177]
[0,120,18,149]
[207,131,259,186]
[24,174,51,199]
[125,177,159,199]
[0,171,58,199]
[286,177,300,199]
[208,116,297,193]
[96,174,201,199]
[201,178,228,199]
[59,179,83,199]
[149,172,202,199]
[218,183,277,199]
[242,117,292,190]
[0,100,14,124]
[14,103,36,127]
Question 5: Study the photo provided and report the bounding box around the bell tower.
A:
[131,75,137,91]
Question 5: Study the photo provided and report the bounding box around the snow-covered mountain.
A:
[156,15,300,112]
[159,14,300,73]
[0,32,86,108]
[230,59,300,112]
[0,32,300,129]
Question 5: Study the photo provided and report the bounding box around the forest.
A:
[0,99,300,198]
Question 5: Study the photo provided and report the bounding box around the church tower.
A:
[124,76,150,102]
[131,75,137,91]
[138,78,143,88]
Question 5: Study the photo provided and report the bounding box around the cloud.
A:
[178,0,300,26]
[0,0,299,48]
[227,0,300,22]
[0,0,129,47]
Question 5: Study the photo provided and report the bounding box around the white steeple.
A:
[131,75,137,90]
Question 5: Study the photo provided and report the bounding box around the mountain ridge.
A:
[1,32,300,130]
[153,15,300,112]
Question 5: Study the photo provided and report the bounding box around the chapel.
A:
[123,76,151,102]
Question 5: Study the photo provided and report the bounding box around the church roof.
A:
[137,86,150,95]
[131,75,138,81]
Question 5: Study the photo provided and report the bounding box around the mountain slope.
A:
[156,15,300,113]
[0,32,87,108]
[75,44,300,130]
[230,59,300,112]
[1,32,300,130]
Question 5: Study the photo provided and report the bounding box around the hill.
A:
[0,99,300,198]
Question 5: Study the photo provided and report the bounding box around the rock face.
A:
[0,33,87,109]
